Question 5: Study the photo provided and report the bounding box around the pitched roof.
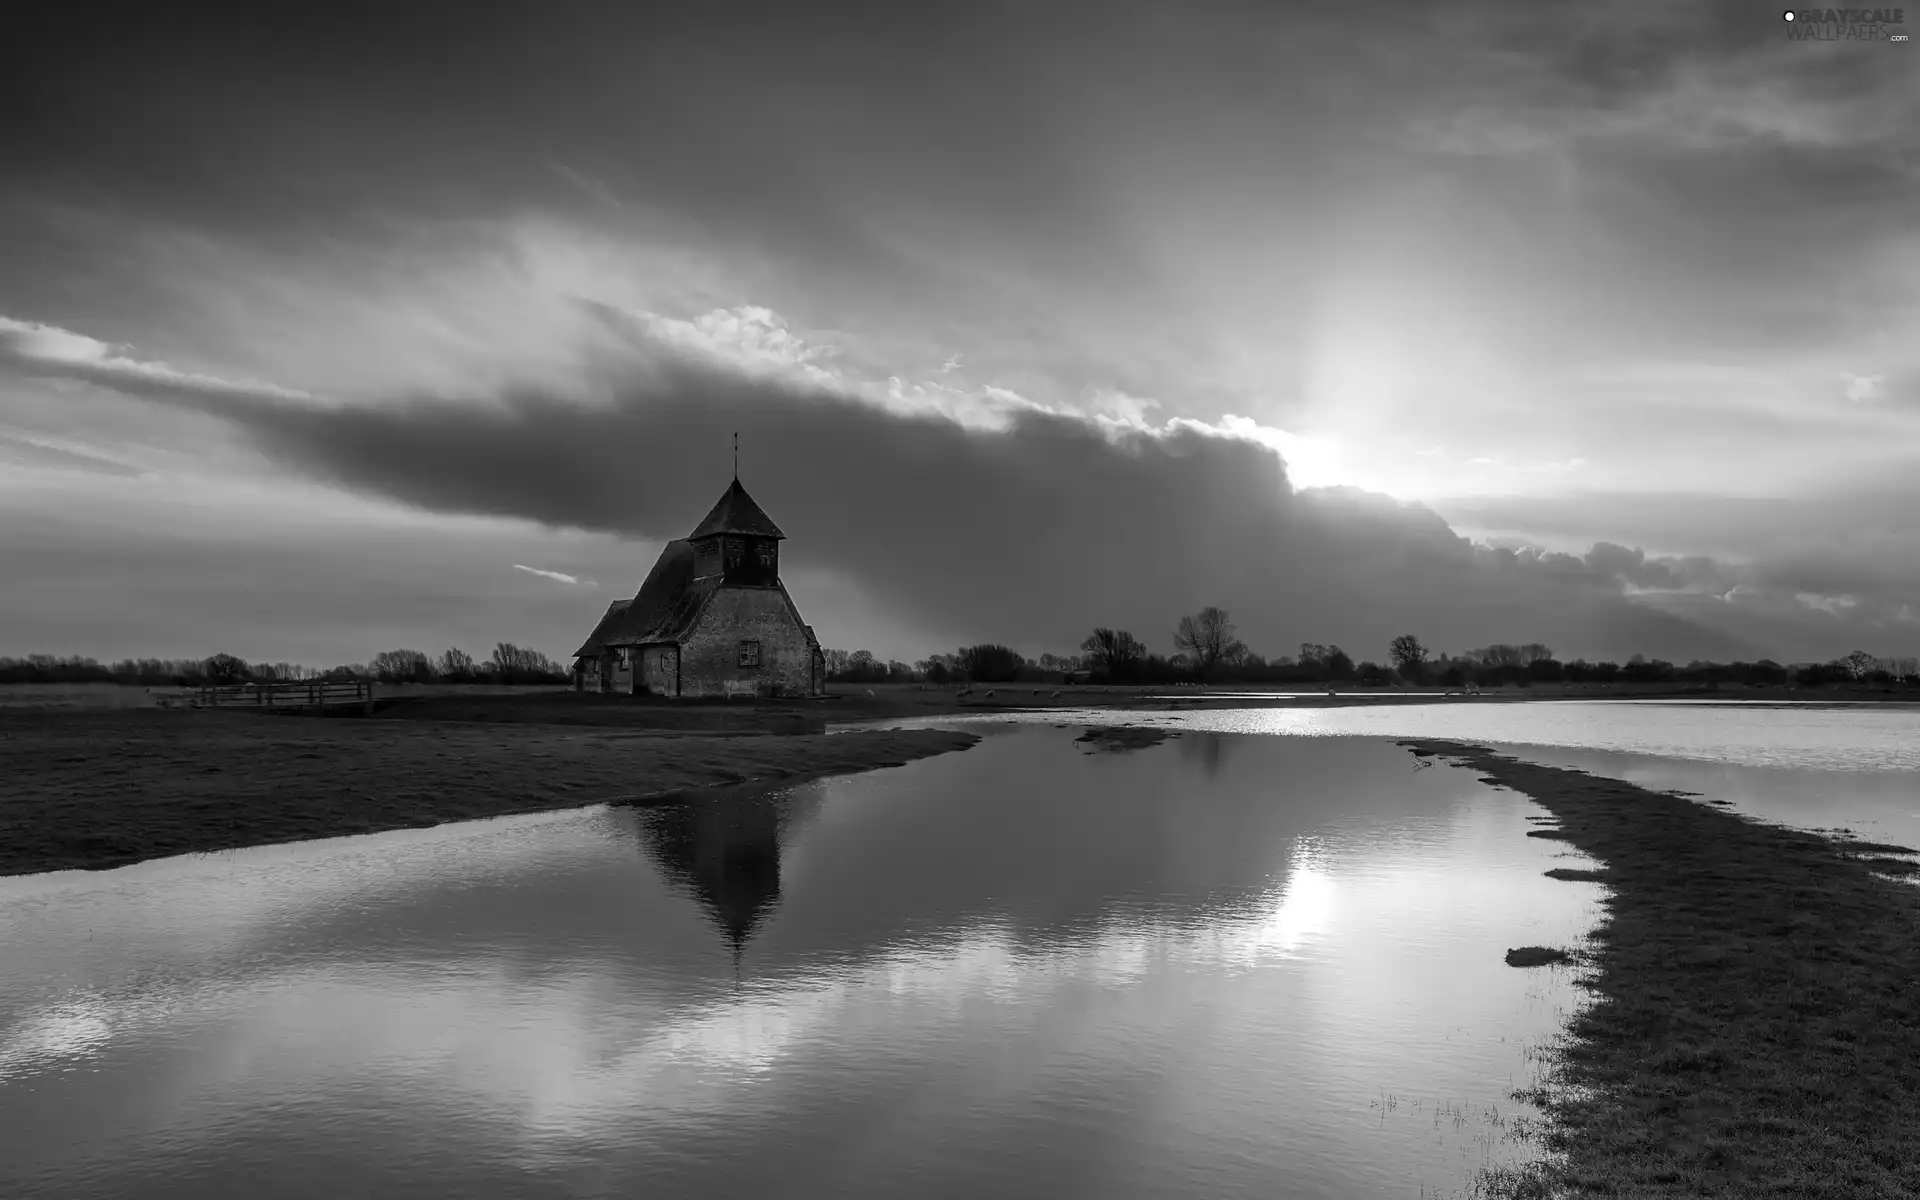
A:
[687,479,785,541]
[570,539,721,656]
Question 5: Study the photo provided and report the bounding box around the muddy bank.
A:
[0,707,978,876]
[1401,739,1920,1198]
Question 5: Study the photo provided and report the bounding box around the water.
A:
[1494,747,1920,851]
[857,701,1920,842]
[851,699,1920,773]
[10,701,1915,1198]
[0,729,1593,1199]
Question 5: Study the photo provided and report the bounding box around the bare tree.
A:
[438,647,475,680]
[1080,628,1146,678]
[1388,634,1429,678]
[1842,649,1878,681]
[1297,643,1354,680]
[491,642,566,683]
[371,649,434,683]
[1467,644,1524,668]
[954,643,1024,682]
[203,653,250,684]
[1173,606,1246,680]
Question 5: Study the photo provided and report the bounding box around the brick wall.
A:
[641,645,677,695]
[678,585,817,697]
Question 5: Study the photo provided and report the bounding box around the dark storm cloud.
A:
[1,319,1765,663]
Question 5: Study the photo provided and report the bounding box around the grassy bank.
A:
[1,707,978,876]
[1400,739,1920,1198]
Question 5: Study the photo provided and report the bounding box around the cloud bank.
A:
[9,311,1907,664]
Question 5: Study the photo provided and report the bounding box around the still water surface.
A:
[856,699,1920,773]
[0,729,1592,1199]
[862,701,1920,844]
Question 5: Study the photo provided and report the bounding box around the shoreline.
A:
[1,707,978,877]
[4,678,1916,719]
[1400,739,1920,1198]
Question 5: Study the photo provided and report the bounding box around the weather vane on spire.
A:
[733,431,739,481]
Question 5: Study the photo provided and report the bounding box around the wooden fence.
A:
[191,679,377,713]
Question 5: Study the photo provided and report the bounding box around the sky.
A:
[2,0,1916,668]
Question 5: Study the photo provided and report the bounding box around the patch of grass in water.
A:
[1505,945,1574,968]
[1543,867,1605,882]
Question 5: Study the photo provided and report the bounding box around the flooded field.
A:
[1,728,1594,1199]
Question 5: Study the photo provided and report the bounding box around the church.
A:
[571,476,826,698]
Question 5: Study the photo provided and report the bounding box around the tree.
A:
[437,647,476,680]
[204,653,250,684]
[1080,628,1146,679]
[1842,650,1878,681]
[490,642,566,684]
[956,643,1024,682]
[1527,656,1566,683]
[1296,642,1355,681]
[1467,644,1525,668]
[822,648,852,677]
[1173,606,1246,680]
[1388,634,1428,680]
[371,649,434,684]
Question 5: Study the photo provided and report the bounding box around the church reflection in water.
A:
[632,788,823,965]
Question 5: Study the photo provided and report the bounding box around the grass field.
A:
[1404,740,1920,1199]
[2,705,978,875]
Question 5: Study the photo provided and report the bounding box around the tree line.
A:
[824,607,1920,689]
[0,643,571,687]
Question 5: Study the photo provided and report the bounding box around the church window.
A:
[756,541,776,567]
[725,538,745,568]
[738,640,761,668]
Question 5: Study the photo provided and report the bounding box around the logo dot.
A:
[1783,9,1795,18]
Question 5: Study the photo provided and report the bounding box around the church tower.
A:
[686,478,786,588]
